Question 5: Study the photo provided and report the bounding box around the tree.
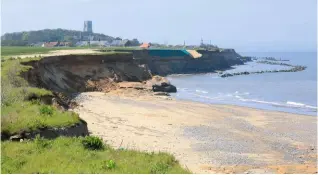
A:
[22,32,29,41]
[130,38,140,46]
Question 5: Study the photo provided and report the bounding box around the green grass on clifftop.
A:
[1,46,90,57]
[1,137,190,174]
[1,57,81,136]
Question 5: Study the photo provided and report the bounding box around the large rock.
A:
[146,76,177,93]
[152,82,177,93]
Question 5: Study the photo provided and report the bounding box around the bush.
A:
[34,135,51,149]
[150,162,170,174]
[82,136,104,150]
[103,160,116,169]
[39,105,54,116]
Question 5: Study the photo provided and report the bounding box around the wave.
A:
[287,101,317,109]
[239,98,281,106]
[286,101,305,107]
[177,88,188,91]
[239,98,317,111]
[234,91,250,95]
[195,89,208,94]
[187,92,222,100]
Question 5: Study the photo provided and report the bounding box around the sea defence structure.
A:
[21,49,246,94]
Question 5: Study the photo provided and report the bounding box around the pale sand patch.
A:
[72,91,317,174]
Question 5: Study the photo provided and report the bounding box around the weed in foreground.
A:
[82,136,104,150]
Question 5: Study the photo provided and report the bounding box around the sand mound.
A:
[186,50,202,59]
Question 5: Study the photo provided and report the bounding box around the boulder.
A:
[152,82,177,93]
[220,73,234,78]
[9,135,22,141]
[145,76,177,93]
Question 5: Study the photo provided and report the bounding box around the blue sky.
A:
[1,0,317,52]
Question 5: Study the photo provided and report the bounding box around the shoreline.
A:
[72,90,317,174]
[173,97,317,117]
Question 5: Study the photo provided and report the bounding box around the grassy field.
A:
[1,46,92,57]
[1,46,140,57]
[1,137,190,174]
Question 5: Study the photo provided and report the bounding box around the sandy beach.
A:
[72,90,317,174]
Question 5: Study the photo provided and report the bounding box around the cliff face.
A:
[22,53,152,94]
[22,49,244,94]
[133,49,243,75]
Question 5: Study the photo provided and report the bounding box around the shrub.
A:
[82,136,104,150]
[34,135,51,149]
[103,160,116,169]
[39,105,54,116]
[150,162,170,174]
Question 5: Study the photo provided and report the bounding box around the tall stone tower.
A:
[83,21,93,33]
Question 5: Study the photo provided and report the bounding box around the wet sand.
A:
[72,90,317,174]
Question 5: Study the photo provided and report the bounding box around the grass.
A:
[1,57,81,136]
[1,46,91,57]
[1,137,190,174]
[1,46,139,57]
[1,102,80,136]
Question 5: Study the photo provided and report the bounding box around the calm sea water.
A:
[168,52,317,116]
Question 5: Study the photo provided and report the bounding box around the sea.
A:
[167,52,317,116]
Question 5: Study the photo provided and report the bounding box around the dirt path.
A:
[72,91,317,174]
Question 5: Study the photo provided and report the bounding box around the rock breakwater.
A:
[220,61,306,78]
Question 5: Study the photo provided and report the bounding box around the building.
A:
[42,41,71,47]
[33,42,45,47]
[75,41,110,47]
[59,42,71,47]
[140,42,151,49]
[42,42,59,47]
[110,40,122,46]
[83,20,93,33]
[109,39,131,47]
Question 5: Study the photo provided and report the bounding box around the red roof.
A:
[140,43,150,48]
[44,42,59,47]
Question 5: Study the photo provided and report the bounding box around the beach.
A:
[72,90,317,174]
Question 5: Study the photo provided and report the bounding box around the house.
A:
[58,42,71,47]
[75,41,110,47]
[42,42,59,47]
[76,41,87,47]
[110,40,122,46]
[110,39,131,47]
[140,42,150,49]
[89,41,110,47]
[32,42,45,47]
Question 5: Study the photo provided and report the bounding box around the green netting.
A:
[148,49,190,58]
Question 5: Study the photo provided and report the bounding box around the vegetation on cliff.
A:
[1,56,82,136]
[1,46,90,57]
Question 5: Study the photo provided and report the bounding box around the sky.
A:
[1,0,317,52]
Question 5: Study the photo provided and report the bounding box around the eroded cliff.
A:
[22,53,152,94]
[21,49,245,94]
